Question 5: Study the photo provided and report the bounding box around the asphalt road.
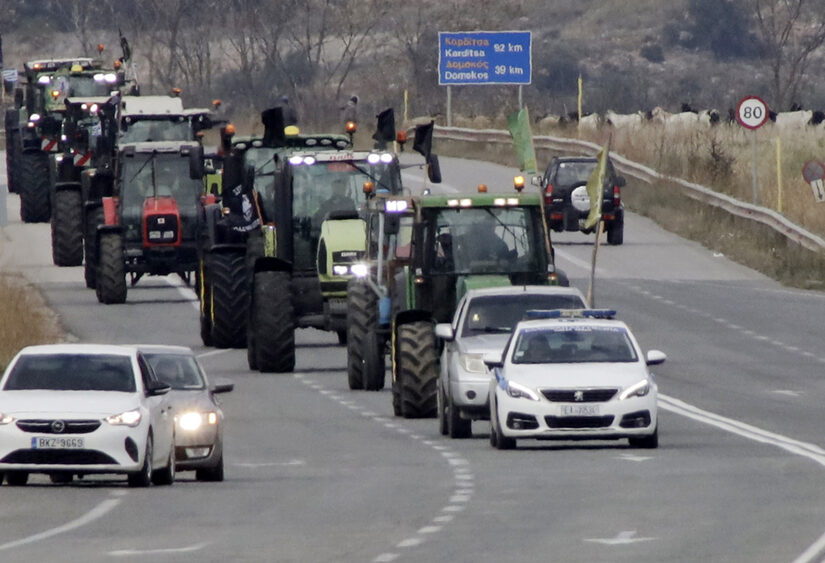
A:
[2,152,825,563]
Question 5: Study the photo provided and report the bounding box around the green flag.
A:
[583,143,609,231]
[506,107,537,174]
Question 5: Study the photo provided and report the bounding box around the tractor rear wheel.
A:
[96,232,127,304]
[51,188,83,266]
[346,279,378,390]
[396,321,439,418]
[208,252,248,348]
[84,206,103,289]
[18,151,51,223]
[251,271,295,373]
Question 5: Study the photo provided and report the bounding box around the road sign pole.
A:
[446,86,452,127]
[751,132,758,204]
[518,85,523,110]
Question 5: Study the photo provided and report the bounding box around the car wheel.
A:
[152,441,175,486]
[437,380,448,436]
[6,471,29,486]
[447,389,472,439]
[128,435,153,487]
[196,454,225,482]
[49,472,73,484]
[492,400,516,450]
[628,426,658,449]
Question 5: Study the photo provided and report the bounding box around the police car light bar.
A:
[525,309,617,320]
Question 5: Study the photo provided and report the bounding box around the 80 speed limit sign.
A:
[736,95,770,130]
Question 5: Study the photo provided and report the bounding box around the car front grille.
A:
[15,419,102,434]
[545,415,615,429]
[1,449,118,465]
[540,389,618,403]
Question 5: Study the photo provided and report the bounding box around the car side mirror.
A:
[483,352,503,369]
[645,350,666,366]
[146,380,171,396]
[210,378,235,394]
[435,323,454,341]
[531,175,541,187]
[615,176,626,188]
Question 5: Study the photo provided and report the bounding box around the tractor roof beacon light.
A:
[477,184,488,193]
[363,181,375,195]
[172,87,182,97]
[346,121,357,143]
[514,176,525,191]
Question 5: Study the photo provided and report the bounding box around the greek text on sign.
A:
[439,31,531,85]
[736,96,770,130]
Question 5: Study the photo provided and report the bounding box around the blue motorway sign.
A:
[439,31,531,85]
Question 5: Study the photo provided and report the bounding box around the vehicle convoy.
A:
[5,54,127,223]
[536,155,626,245]
[485,309,664,450]
[197,107,410,367]
[434,285,586,438]
[136,345,233,482]
[0,343,176,487]
[345,182,568,419]
[91,140,208,304]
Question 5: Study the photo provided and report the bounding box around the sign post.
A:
[438,31,532,125]
[736,95,770,205]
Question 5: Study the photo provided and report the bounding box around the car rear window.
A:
[512,326,638,364]
[462,294,586,337]
[3,354,137,392]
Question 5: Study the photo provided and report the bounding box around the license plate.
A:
[560,405,600,416]
[31,437,85,449]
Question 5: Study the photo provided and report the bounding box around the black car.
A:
[537,156,626,245]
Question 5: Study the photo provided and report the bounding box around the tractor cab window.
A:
[243,147,280,220]
[428,206,545,275]
[120,118,192,143]
[119,154,203,241]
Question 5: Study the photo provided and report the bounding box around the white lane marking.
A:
[109,543,208,557]
[396,537,423,548]
[0,497,121,551]
[617,453,653,462]
[374,554,399,563]
[418,526,442,534]
[585,530,655,545]
[773,390,801,397]
[233,459,305,468]
[659,394,825,464]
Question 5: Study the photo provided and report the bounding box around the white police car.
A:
[435,286,586,439]
[486,310,664,450]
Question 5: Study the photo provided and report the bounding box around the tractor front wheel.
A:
[51,188,83,266]
[396,321,439,418]
[251,271,295,373]
[95,232,127,304]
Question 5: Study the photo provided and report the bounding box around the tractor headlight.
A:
[37,75,51,85]
[332,265,350,276]
[350,263,369,278]
[29,113,41,122]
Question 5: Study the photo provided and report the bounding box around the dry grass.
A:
[0,274,64,371]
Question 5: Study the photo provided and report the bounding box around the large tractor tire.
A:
[51,188,83,266]
[396,321,439,419]
[96,232,127,304]
[346,279,382,390]
[84,206,103,289]
[18,151,51,223]
[251,271,295,373]
[4,124,21,194]
[208,252,248,349]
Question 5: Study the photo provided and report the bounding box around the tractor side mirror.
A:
[189,145,205,179]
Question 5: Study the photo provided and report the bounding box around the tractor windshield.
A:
[427,206,547,275]
[42,74,114,110]
[120,118,192,143]
[120,154,203,241]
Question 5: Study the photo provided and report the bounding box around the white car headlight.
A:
[459,353,487,374]
[178,411,218,431]
[0,413,14,424]
[105,409,142,427]
[506,381,540,401]
[619,379,651,400]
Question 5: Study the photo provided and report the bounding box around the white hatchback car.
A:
[0,344,176,486]
[486,310,664,450]
[435,286,587,438]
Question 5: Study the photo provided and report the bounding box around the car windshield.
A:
[511,326,638,364]
[430,206,546,275]
[461,294,586,337]
[121,118,192,143]
[143,353,205,390]
[3,354,136,392]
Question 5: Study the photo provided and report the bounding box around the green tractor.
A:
[5,56,126,222]
[345,183,567,418]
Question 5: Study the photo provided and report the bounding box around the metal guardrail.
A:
[434,125,825,254]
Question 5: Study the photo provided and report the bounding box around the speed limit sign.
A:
[736,95,770,130]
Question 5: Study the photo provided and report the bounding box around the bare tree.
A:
[750,0,825,109]
[49,0,115,57]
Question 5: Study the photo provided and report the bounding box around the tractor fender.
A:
[102,197,119,225]
[252,255,291,274]
[54,181,81,194]
[95,224,123,248]
[394,309,432,329]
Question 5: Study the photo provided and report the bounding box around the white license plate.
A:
[560,405,600,416]
[31,437,85,449]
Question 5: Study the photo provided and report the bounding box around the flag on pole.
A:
[506,107,537,174]
[583,142,609,231]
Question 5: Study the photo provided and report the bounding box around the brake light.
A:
[544,184,553,205]
[613,185,621,206]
